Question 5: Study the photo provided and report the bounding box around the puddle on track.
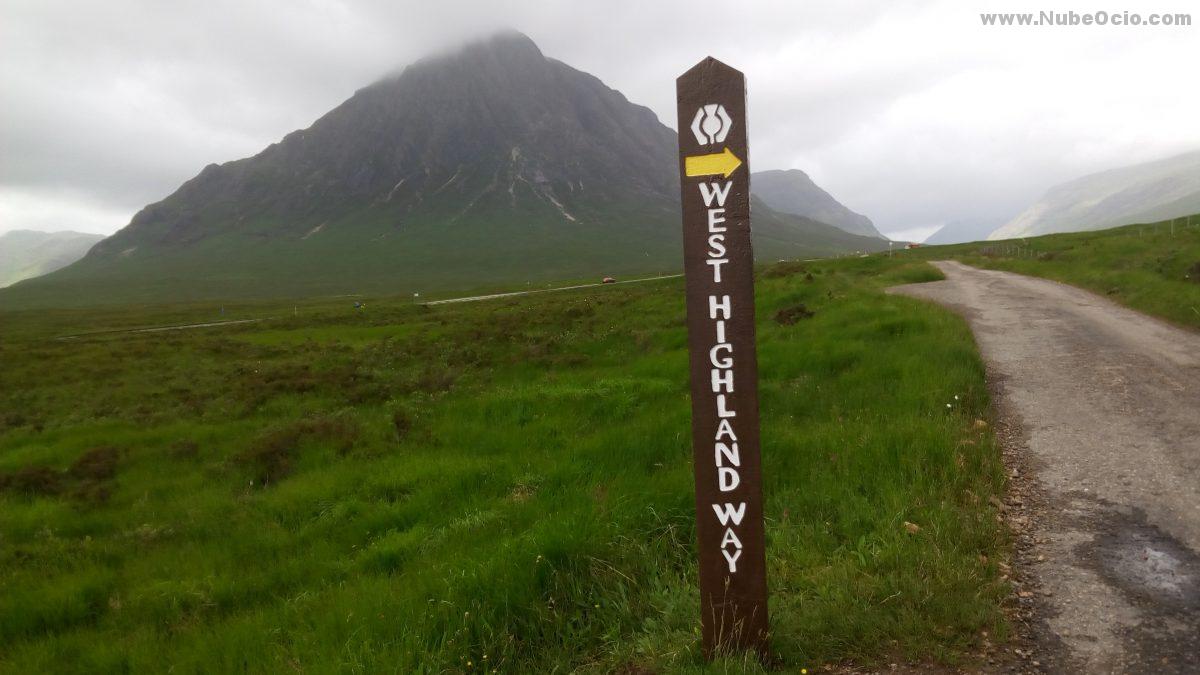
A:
[1075,502,1200,673]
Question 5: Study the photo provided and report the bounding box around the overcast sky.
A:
[3,0,1198,241]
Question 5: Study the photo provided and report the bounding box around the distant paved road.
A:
[891,261,1200,674]
[51,276,682,340]
[424,274,682,306]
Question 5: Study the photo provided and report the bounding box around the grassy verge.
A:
[0,257,1007,672]
[914,215,1200,331]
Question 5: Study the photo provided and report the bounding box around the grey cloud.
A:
[3,0,1198,238]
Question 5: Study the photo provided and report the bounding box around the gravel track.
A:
[891,260,1200,674]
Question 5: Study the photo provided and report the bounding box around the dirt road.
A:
[424,274,682,306]
[891,260,1200,674]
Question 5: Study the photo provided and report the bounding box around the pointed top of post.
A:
[677,57,745,85]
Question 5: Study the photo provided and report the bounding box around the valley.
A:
[3,16,1198,673]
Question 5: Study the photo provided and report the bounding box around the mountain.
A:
[924,219,1003,245]
[1,32,884,308]
[748,196,885,256]
[989,150,1200,240]
[0,230,104,288]
[751,169,884,238]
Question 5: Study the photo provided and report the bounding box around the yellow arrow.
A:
[685,147,743,179]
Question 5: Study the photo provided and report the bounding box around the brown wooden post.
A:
[675,57,769,659]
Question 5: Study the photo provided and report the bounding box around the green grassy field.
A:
[912,215,1200,331]
[0,198,885,310]
[0,257,1008,673]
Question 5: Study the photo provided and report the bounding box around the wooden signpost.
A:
[675,58,769,658]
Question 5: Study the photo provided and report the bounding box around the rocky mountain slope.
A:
[2,32,884,307]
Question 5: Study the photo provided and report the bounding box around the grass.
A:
[909,214,1200,331]
[0,256,1008,672]
[0,194,885,310]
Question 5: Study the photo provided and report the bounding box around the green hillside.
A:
[0,199,885,309]
[0,257,1006,672]
[989,150,1200,239]
[910,214,1200,330]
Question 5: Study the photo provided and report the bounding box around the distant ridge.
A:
[0,230,104,288]
[752,169,884,239]
[924,220,1003,245]
[990,150,1200,240]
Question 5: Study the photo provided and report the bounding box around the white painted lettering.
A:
[715,441,740,466]
[715,320,726,344]
[698,181,733,207]
[716,394,737,418]
[722,547,743,573]
[706,258,728,282]
[708,295,731,320]
[718,466,740,491]
[707,234,726,257]
[707,209,727,232]
[709,343,733,369]
[711,368,733,393]
[712,502,747,526]
[715,418,738,442]
[720,527,744,550]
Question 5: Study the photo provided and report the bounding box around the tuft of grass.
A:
[237,416,361,486]
[774,303,815,325]
[1186,261,1200,285]
[0,256,1007,672]
[0,446,120,503]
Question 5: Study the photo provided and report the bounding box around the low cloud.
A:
[3,0,1198,239]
